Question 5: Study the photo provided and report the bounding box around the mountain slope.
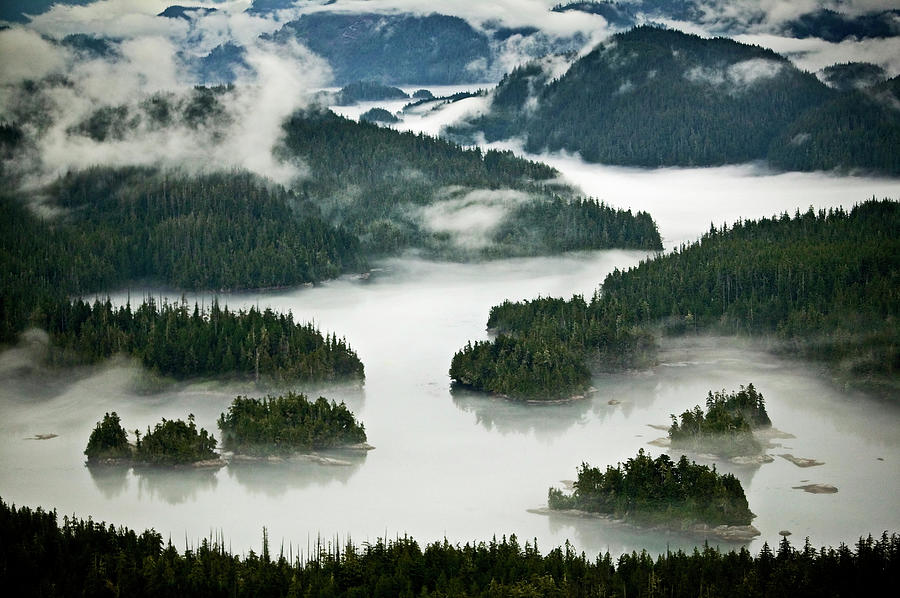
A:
[451,26,834,167]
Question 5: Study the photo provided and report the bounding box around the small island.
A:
[360,107,400,124]
[334,81,409,105]
[84,412,132,463]
[545,449,758,540]
[217,392,370,457]
[85,413,221,467]
[668,384,771,458]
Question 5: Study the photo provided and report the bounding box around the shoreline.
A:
[528,507,761,543]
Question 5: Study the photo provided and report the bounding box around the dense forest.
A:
[42,298,364,383]
[669,384,771,457]
[359,108,400,124]
[451,25,900,175]
[450,200,899,399]
[278,107,662,258]
[768,75,900,175]
[3,498,897,597]
[85,412,218,466]
[84,412,131,462]
[134,415,218,466]
[548,449,754,527]
[218,393,367,455]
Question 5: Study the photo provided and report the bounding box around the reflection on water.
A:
[135,467,219,505]
[87,464,130,499]
[227,453,367,498]
[1,254,898,558]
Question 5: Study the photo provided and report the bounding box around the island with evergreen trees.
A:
[543,449,760,542]
[217,392,371,457]
[668,384,773,460]
[450,200,899,400]
[85,413,221,467]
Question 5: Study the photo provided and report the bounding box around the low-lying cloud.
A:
[419,188,531,250]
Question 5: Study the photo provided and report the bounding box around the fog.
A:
[2,253,898,558]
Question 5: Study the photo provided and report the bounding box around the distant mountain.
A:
[359,107,399,124]
[551,1,636,27]
[451,26,833,168]
[783,9,900,42]
[0,1,96,24]
[192,42,248,85]
[820,62,888,92]
[768,76,900,175]
[267,12,492,85]
[60,34,120,59]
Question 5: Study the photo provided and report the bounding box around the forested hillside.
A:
[451,200,899,399]
[450,25,900,175]
[2,498,897,597]
[768,76,900,174]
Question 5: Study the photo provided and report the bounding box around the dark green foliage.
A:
[3,497,898,597]
[135,415,217,465]
[84,412,130,461]
[820,62,887,91]
[268,12,492,84]
[451,294,655,399]
[451,200,900,399]
[669,384,770,457]
[218,392,367,455]
[41,298,364,382]
[549,449,754,526]
[280,108,659,258]
[334,81,408,105]
[43,167,365,290]
[453,25,836,168]
[768,76,900,175]
[359,107,399,124]
[411,89,434,100]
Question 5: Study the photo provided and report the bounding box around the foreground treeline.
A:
[451,200,899,399]
[1,499,897,597]
[41,298,363,382]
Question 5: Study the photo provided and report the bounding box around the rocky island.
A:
[543,449,760,542]
[217,392,371,458]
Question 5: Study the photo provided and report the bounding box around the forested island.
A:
[44,298,364,383]
[218,393,368,456]
[547,449,756,537]
[669,384,772,458]
[85,413,219,467]
[3,498,895,596]
[451,200,899,400]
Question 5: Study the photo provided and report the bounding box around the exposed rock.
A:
[729,454,775,465]
[607,399,621,405]
[793,483,838,494]
[779,454,824,467]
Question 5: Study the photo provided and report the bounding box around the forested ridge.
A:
[451,25,900,174]
[548,449,754,527]
[218,393,367,455]
[451,200,899,399]
[2,498,897,597]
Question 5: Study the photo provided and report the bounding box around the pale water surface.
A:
[1,251,898,558]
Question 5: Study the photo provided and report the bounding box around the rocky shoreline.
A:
[528,507,761,543]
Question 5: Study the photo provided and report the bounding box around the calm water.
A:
[1,249,898,558]
[3,98,900,556]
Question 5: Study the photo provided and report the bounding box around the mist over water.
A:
[1,252,898,558]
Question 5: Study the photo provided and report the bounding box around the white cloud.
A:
[419,188,531,250]
[0,28,67,85]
